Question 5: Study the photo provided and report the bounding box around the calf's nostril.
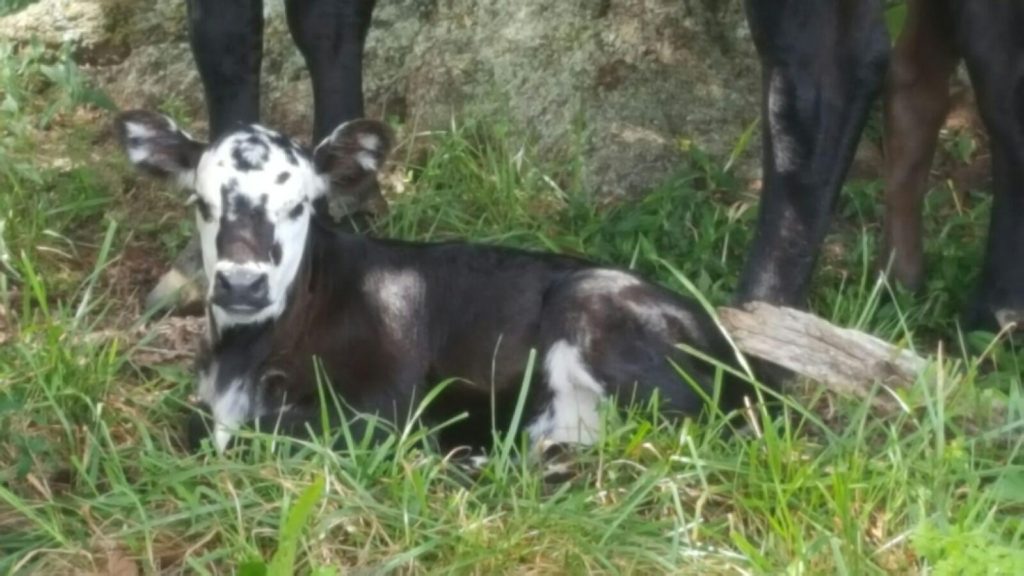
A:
[211,268,269,309]
[215,271,232,293]
[249,275,269,299]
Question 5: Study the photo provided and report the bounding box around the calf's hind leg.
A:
[527,270,751,448]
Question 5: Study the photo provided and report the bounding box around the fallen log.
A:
[716,302,1022,442]
[717,302,929,398]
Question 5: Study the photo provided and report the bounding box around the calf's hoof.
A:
[144,268,205,316]
[144,236,206,316]
[183,405,215,453]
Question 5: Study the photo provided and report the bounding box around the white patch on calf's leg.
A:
[210,378,253,453]
[566,268,708,346]
[620,297,705,343]
[213,425,234,453]
[527,340,606,446]
[197,363,258,453]
[144,268,203,312]
[197,362,218,410]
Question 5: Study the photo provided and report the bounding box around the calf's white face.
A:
[116,111,393,327]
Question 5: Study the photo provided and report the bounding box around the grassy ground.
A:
[1,42,1022,575]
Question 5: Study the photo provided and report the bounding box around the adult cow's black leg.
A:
[145,0,265,315]
[881,0,958,293]
[736,1,890,306]
[286,0,381,230]
[186,0,264,138]
[285,0,376,143]
[952,0,1024,331]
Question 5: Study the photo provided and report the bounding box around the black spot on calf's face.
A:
[217,183,277,264]
[231,134,270,172]
[271,242,282,265]
[117,110,394,326]
[268,131,302,166]
[195,196,214,222]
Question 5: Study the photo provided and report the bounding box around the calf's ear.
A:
[115,110,205,187]
[312,119,394,190]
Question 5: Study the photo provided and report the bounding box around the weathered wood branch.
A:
[717,302,928,398]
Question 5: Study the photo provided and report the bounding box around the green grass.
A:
[1,41,1022,575]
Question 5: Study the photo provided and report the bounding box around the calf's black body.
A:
[198,223,751,451]
[117,111,757,453]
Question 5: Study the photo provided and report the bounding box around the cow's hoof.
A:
[964,301,1024,334]
[994,308,1023,333]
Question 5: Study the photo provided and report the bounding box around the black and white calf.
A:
[146,0,379,313]
[117,110,759,453]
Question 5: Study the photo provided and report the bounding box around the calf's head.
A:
[115,111,393,327]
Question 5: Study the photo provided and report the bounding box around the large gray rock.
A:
[2,0,761,198]
[300,0,762,197]
[0,0,108,56]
